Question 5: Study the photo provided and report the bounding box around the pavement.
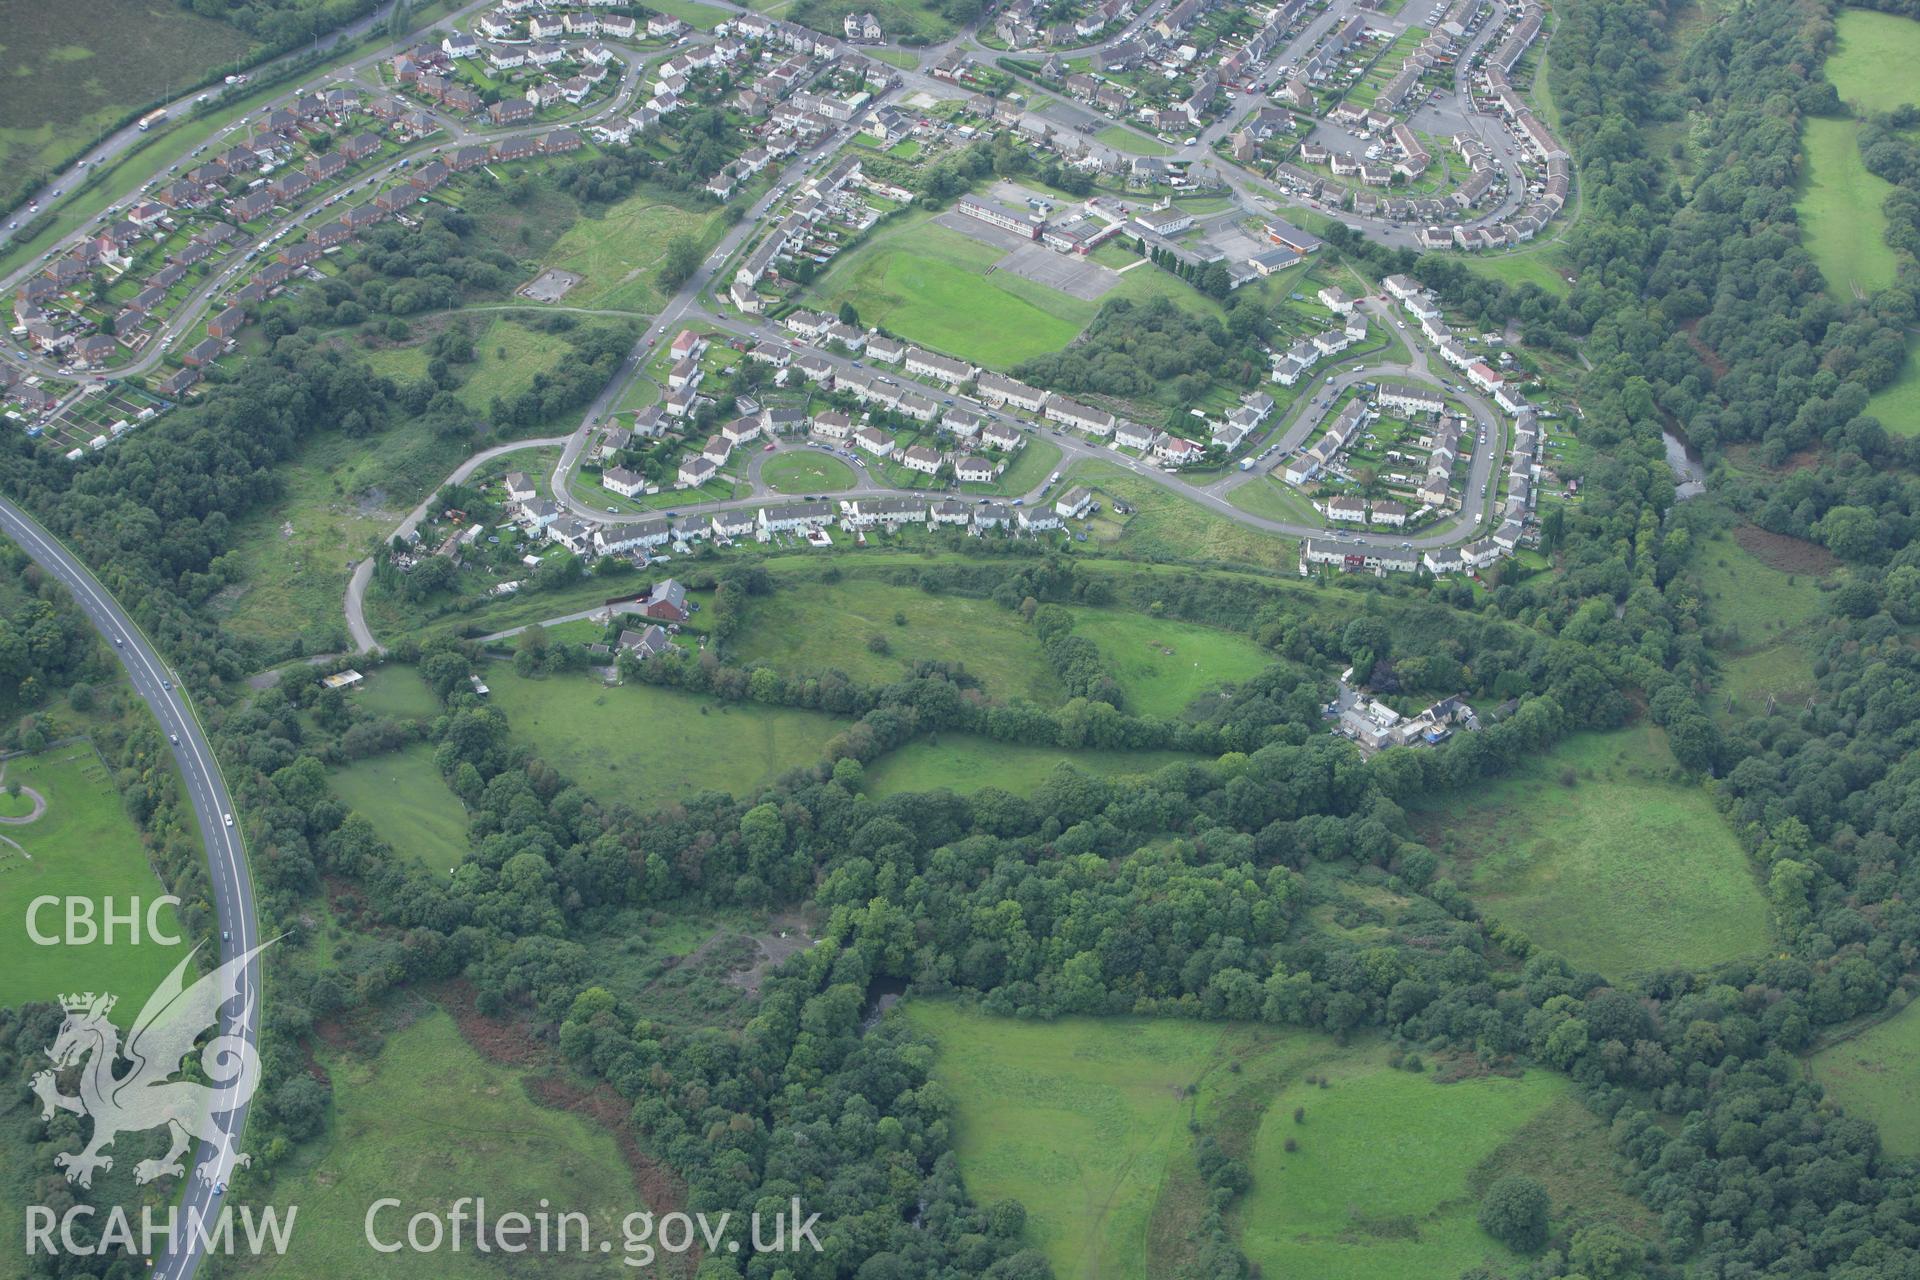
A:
[0,497,261,1280]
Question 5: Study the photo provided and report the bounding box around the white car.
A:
[223,813,234,827]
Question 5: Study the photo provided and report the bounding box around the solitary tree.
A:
[1478,1175,1549,1252]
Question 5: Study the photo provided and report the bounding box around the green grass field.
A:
[1239,1046,1572,1280]
[361,316,577,415]
[732,577,1063,702]
[0,0,255,211]
[1096,126,1173,156]
[1465,245,1573,297]
[229,1006,644,1280]
[212,411,476,651]
[1068,460,1298,572]
[904,1003,1642,1279]
[353,666,445,722]
[536,190,729,314]
[0,743,188,1016]
[1811,997,1920,1158]
[900,1004,1284,1280]
[1224,474,1324,525]
[805,212,1220,371]
[1693,527,1831,653]
[863,734,1201,797]
[1409,725,1770,977]
[1069,609,1274,717]
[762,451,858,493]
[1867,337,1920,438]
[485,668,851,810]
[329,744,471,871]
[1798,116,1898,300]
[1718,638,1818,721]
[1826,9,1920,113]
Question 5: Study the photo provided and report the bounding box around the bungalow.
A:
[617,625,674,659]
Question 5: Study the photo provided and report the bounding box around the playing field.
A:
[484,668,852,810]
[228,1006,646,1280]
[0,0,255,210]
[329,744,471,871]
[1798,117,1897,300]
[1825,9,1920,113]
[1810,997,1920,1158]
[1239,1047,1572,1280]
[762,450,858,493]
[732,577,1063,703]
[863,734,1201,796]
[0,743,188,1017]
[1409,725,1770,977]
[1068,609,1275,717]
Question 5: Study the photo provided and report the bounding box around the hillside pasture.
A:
[1825,9,1920,113]
[731,577,1062,703]
[1797,117,1898,300]
[229,1007,645,1279]
[863,734,1202,797]
[1811,997,1920,1158]
[1239,1048,1573,1280]
[484,668,851,810]
[328,744,471,871]
[1068,608,1275,717]
[1409,726,1770,977]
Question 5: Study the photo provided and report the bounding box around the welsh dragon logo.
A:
[32,941,272,1189]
